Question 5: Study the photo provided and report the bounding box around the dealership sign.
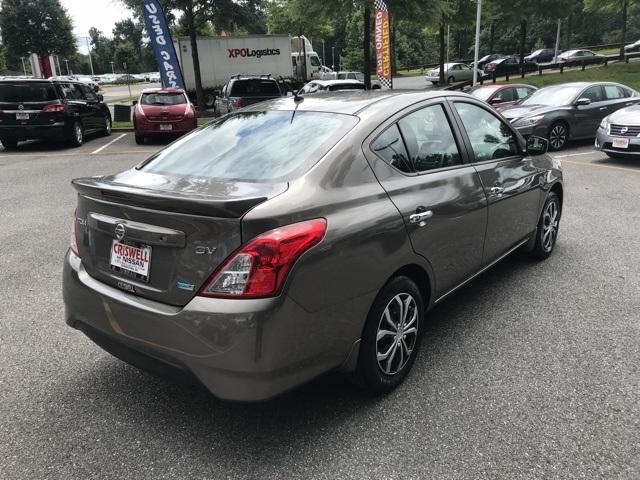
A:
[374,0,392,88]
[141,0,185,89]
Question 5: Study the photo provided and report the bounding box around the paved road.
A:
[1,135,639,479]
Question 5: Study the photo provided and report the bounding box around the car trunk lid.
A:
[72,169,287,306]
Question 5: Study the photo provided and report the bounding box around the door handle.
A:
[490,186,505,196]
[599,107,608,110]
[409,209,433,225]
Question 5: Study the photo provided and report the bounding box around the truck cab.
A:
[291,36,322,82]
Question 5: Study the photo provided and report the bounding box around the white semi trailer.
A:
[174,35,323,107]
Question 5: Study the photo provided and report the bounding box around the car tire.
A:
[431,81,438,86]
[204,92,216,109]
[69,122,84,147]
[0,138,18,149]
[356,276,424,394]
[448,76,455,84]
[134,134,145,145]
[102,115,112,136]
[530,192,561,260]
[548,121,569,151]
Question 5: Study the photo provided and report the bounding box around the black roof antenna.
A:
[291,87,304,124]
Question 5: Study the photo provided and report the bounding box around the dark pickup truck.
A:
[214,75,285,115]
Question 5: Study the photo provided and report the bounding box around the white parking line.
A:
[91,133,127,154]
[552,150,597,159]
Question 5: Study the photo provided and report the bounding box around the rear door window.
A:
[0,82,58,103]
[79,84,99,102]
[603,85,624,100]
[60,83,84,100]
[397,104,462,172]
[515,87,534,100]
[140,111,358,182]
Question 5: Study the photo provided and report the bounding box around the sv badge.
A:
[195,246,217,255]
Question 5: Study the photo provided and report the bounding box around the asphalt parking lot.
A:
[1,133,638,479]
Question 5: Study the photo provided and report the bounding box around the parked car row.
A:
[469,80,640,153]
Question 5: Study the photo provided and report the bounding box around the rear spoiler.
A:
[71,177,282,218]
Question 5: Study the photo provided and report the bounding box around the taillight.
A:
[70,209,80,256]
[42,102,65,113]
[198,219,327,298]
[234,99,244,109]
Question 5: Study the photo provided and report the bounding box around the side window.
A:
[310,56,321,67]
[451,64,461,71]
[371,124,412,173]
[496,88,515,102]
[397,104,462,172]
[619,87,632,98]
[454,102,519,162]
[582,86,604,102]
[604,85,623,100]
[79,84,98,101]
[68,84,84,100]
[515,87,534,100]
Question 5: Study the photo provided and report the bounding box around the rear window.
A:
[329,83,365,91]
[140,92,186,105]
[139,111,358,182]
[0,83,58,103]
[229,80,280,97]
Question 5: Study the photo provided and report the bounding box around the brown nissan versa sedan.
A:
[63,91,563,401]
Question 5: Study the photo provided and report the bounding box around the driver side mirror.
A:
[97,94,104,102]
[132,99,138,106]
[489,97,502,105]
[526,136,549,156]
[576,97,591,106]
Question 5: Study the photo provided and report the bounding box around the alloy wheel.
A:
[105,116,112,134]
[74,123,83,145]
[549,124,567,150]
[542,199,559,252]
[376,293,418,375]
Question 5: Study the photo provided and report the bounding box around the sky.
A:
[60,0,134,52]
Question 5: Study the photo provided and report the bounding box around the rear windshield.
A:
[230,80,281,97]
[140,92,186,105]
[139,111,358,182]
[0,83,58,103]
[329,83,365,91]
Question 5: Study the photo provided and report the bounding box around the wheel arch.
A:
[550,181,564,212]
[386,264,433,310]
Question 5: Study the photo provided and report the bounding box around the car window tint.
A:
[582,86,604,102]
[604,85,624,100]
[79,84,98,101]
[61,83,84,100]
[0,82,57,102]
[497,88,515,102]
[454,102,519,162]
[229,80,280,96]
[141,111,358,182]
[515,87,533,99]
[371,123,412,173]
[398,104,462,172]
[141,92,186,105]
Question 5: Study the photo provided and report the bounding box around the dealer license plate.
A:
[159,124,173,131]
[110,240,152,282]
[612,138,630,149]
[16,112,29,120]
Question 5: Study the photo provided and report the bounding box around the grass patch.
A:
[498,60,640,91]
[396,67,425,77]
[106,96,137,105]
[111,118,211,130]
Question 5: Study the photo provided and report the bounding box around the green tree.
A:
[0,0,76,68]
[584,0,640,55]
[0,44,6,73]
[114,41,138,73]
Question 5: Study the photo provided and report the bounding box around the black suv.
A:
[0,79,112,149]
[214,75,285,115]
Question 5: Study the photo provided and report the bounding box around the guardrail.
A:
[444,51,640,91]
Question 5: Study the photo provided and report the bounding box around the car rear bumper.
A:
[62,250,362,401]
[0,123,67,140]
[134,119,197,136]
[595,129,640,156]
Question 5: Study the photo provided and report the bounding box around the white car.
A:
[299,79,366,94]
[425,63,483,85]
[557,49,602,63]
[624,40,640,52]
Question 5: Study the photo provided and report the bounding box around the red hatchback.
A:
[133,88,197,144]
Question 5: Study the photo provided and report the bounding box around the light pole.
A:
[55,55,62,76]
[331,46,335,70]
[20,57,27,76]
[86,37,95,76]
[554,19,561,63]
[472,0,482,87]
[322,40,326,66]
[64,58,70,76]
[446,24,450,68]
[110,61,115,75]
